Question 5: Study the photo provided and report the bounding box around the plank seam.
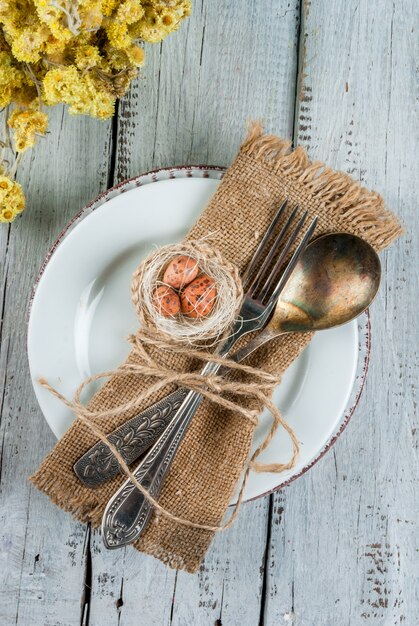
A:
[292,0,306,146]
[108,100,120,189]
[80,524,93,626]
[258,495,274,626]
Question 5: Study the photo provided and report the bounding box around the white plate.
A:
[27,167,370,502]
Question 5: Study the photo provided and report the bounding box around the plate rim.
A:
[246,309,370,502]
[27,164,371,502]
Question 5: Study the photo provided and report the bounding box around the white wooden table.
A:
[1,2,417,624]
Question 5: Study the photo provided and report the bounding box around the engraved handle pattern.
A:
[102,390,204,548]
[75,322,276,489]
[73,388,189,488]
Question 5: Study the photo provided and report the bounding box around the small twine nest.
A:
[131,240,243,345]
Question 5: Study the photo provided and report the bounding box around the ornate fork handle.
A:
[74,388,189,488]
[102,313,257,548]
[101,386,206,548]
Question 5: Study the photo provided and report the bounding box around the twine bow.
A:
[40,325,299,533]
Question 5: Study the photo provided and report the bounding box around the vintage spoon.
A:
[233,231,381,360]
[75,232,381,489]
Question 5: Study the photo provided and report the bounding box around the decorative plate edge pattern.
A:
[242,309,371,503]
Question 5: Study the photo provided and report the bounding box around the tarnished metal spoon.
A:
[75,232,381,489]
[233,231,381,360]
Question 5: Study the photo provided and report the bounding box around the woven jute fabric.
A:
[31,123,402,573]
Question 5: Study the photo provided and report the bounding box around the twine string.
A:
[40,325,300,534]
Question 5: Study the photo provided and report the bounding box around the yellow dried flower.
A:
[35,2,74,43]
[43,66,114,118]
[0,0,191,222]
[74,44,101,70]
[131,1,191,43]
[42,66,82,105]
[0,51,27,107]
[126,44,144,66]
[115,0,144,25]
[35,1,64,25]
[105,20,131,49]
[91,89,115,118]
[8,109,49,152]
[103,45,129,70]
[96,65,137,97]
[0,176,26,223]
[11,27,48,64]
[79,0,103,30]
[1,0,191,120]
[0,176,14,193]
[101,0,118,17]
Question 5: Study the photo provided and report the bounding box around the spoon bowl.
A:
[271,232,381,333]
[235,232,381,360]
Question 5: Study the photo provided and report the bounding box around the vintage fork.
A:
[101,204,317,549]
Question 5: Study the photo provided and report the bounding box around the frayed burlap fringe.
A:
[242,122,402,249]
[30,123,402,573]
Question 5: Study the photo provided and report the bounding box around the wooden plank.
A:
[116,0,301,177]
[262,1,419,624]
[87,528,176,626]
[171,498,270,626]
[0,107,112,625]
[86,1,301,623]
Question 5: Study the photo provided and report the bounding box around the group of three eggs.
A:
[153,255,217,319]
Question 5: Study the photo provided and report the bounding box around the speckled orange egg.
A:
[163,255,199,289]
[180,274,217,318]
[153,285,181,318]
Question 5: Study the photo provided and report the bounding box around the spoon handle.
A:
[101,327,288,548]
[101,386,207,549]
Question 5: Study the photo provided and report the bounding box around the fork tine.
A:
[241,198,288,290]
[256,211,308,302]
[262,216,318,306]
[249,206,299,297]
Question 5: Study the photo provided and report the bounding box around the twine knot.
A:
[39,322,299,533]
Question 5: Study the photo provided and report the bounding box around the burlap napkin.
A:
[31,123,402,573]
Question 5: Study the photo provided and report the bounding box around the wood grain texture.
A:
[87,528,176,626]
[170,498,270,626]
[0,0,417,624]
[115,0,300,178]
[0,110,112,625]
[262,1,419,625]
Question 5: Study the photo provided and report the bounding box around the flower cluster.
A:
[0,0,191,221]
[8,109,49,152]
[0,175,25,223]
